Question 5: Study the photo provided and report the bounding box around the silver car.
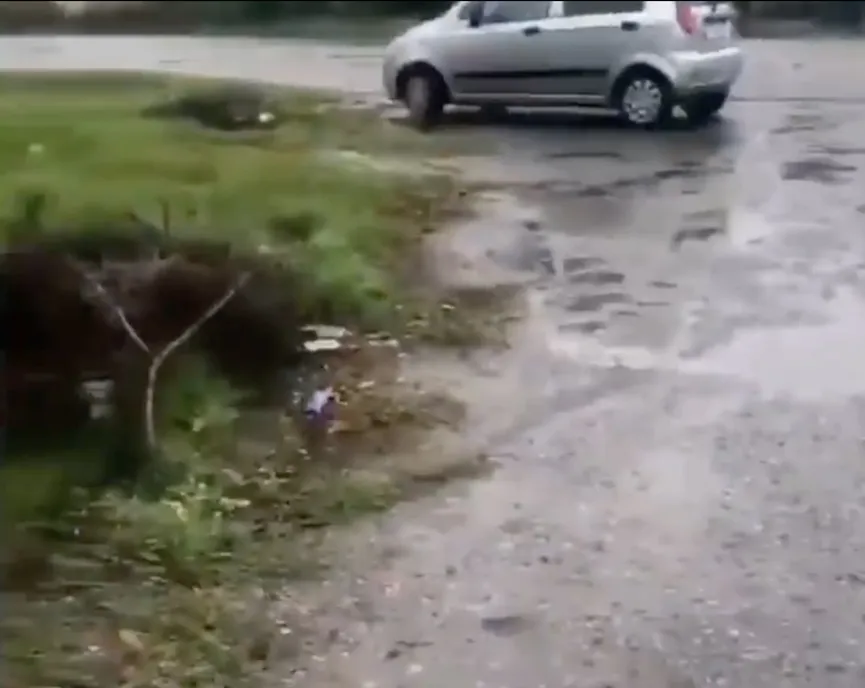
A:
[383,1,743,129]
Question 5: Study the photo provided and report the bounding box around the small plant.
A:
[104,358,248,578]
[97,479,247,578]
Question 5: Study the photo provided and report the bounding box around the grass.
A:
[2,353,488,687]
[0,72,493,687]
[0,69,478,510]
[0,70,460,524]
[0,71,468,323]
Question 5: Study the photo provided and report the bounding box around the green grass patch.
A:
[0,72,472,529]
[0,72,471,522]
[0,72,489,687]
[0,71,466,324]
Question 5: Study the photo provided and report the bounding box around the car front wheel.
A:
[616,72,673,129]
[404,72,444,131]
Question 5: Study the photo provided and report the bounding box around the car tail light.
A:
[676,1,699,34]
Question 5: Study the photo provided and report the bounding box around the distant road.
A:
[2,35,865,102]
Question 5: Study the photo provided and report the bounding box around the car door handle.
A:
[620,20,639,31]
[523,25,541,36]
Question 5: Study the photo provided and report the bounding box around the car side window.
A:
[562,1,644,16]
[479,1,553,24]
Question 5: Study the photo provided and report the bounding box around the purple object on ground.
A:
[305,386,336,425]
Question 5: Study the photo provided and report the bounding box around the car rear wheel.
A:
[404,72,445,131]
[685,90,729,127]
[616,71,673,129]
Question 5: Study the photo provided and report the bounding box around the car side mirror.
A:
[467,1,484,28]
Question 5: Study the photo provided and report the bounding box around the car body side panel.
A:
[442,19,563,97]
[524,15,624,98]
[382,0,744,109]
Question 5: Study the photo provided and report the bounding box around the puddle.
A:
[570,163,732,199]
[543,193,632,235]
[433,104,865,398]
[771,112,830,135]
[543,334,668,372]
[782,157,857,184]
[567,293,631,313]
[559,320,606,334]
[681,291,865,399]
[480,613,536,637]
[813,145,865,157]
[671,225,725,250]
[528,276,865,402]
[528,290,671,372]
[568,269,625,286]
[730,128,784,213]
[726,207,777,247]
[562,256,606,273]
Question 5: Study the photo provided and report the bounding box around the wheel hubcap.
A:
[621,79,663,124]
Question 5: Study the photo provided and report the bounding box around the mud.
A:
[7,34,865,688]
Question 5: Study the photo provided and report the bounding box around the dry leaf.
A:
[118,628,145,653]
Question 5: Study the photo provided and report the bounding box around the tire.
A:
[614,69,673,129]
[404,71,445,131]
[685,90,729,127]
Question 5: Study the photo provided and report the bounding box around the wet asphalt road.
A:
[7,35,865,688]
[289,48,865,687]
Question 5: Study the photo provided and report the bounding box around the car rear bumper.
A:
[669,47,744,95]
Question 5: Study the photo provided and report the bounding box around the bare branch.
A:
[69,255,251,455]
[153,272,251,370]
[68,258,151,355]
[143,272,251,451]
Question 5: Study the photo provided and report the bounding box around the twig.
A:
[143,272,250,451]
[69,258,151,354]
[69,256,251,453]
